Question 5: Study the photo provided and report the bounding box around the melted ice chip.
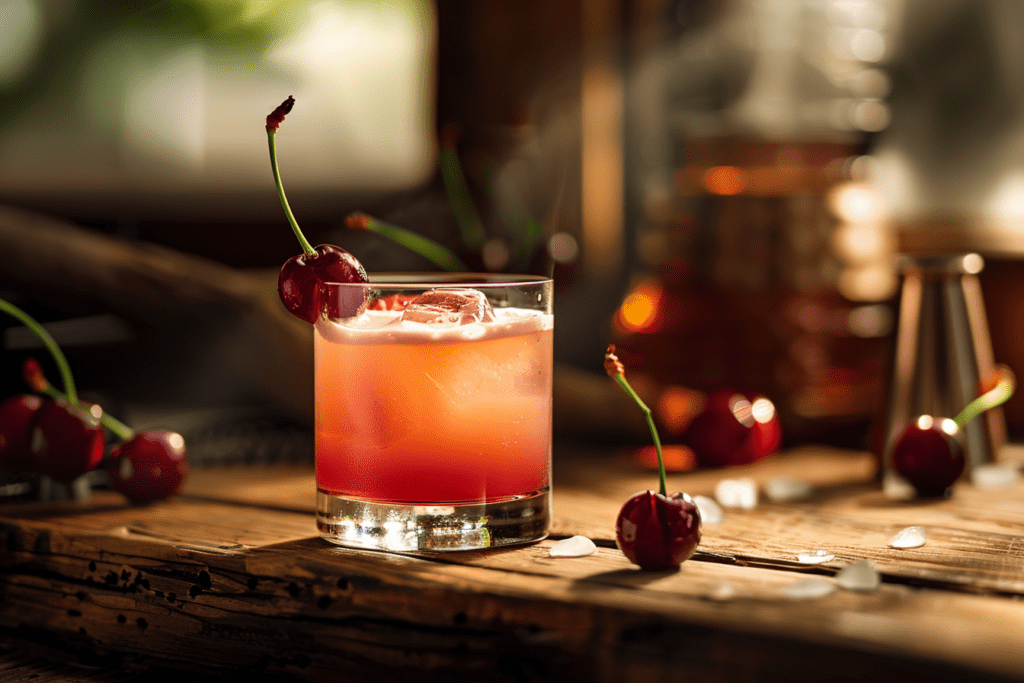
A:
[882,471,917,501]
[784,577,836,599]
[972,463,1021,489]
[797,550,836,565]
[888,526,926,549]
[693,495,724,524]
[764,477,812,502]
[836,560,881,592]
[715,478,758,510]
[709,582,737,601]
[549,535,597,557]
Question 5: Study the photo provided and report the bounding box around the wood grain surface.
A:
[3,444,1024,681]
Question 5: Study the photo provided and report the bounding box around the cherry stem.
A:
[345,213,469,272]
[267,127,315,257]
[0,298,79,405]
[954,365,1016,430]
[439,141,486,251]
[612,373,667,497]
[34,372,134,441]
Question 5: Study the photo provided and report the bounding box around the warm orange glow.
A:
[657,386,704,435]
[613,280,664,333]
[634,445,697,472]
[704,166,747,195]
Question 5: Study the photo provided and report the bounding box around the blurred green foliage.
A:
[0,0,320,127]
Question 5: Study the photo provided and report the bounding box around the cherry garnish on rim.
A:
[266,96,368,323]
[892,365,1015,497]
[606,345,702,571]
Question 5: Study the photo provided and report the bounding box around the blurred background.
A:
[2,0,1024,462]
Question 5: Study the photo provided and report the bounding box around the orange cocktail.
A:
[314,275,553,551]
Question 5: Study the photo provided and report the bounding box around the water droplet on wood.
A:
[883,471,916,500]
[694,495,723,524]
[549,535,597,557]
[765,477,812,502]
[715,478,758,510]
[797,550,835,564]
[784,577,836,599]
[709,582,737,601]
[972,464,1020,489]
[836,560,881,592]
[888,526,926,549]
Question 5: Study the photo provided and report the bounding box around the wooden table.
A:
[3,443,1024,682]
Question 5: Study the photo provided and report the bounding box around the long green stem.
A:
[35,381,134,441]
[954,366,1015,430]
[347,213,470,272]
[0,298,79,405]
[613,373,667,497]
[267,129,315,257]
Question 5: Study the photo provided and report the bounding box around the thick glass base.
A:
[316,489,550,552]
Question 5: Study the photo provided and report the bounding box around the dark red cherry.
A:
[278,244,368,323]
[615,490,702,571]
[106,429,189,504]
[30,399,105,483]
[751,394,783,458]
[684,389,781,467]
[892,415,965,497]
[0,394,44,472]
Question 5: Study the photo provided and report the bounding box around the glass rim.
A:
[322,272,553,288]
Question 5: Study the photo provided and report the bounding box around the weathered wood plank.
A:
[2,488,1024,681]
[180,446,1024,594]
[5,445,1024,680]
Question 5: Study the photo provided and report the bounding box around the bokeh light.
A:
[614,279,664,334]
[704,166,747,195]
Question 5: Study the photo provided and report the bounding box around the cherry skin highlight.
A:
[0,394,44,472]
[29,399,105,483]
[615,490,702,571]
[892,416,965,497]
[278,244,368,323]
[106,428,189,504]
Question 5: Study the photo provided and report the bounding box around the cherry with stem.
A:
[267,97,368,324]
[23,357,189,503]
[0,298,104,482]
[892,365,1015,497]
[605,345,701,571]
[1,298,188,500]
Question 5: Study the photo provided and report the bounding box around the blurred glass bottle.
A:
[613,0,900,447]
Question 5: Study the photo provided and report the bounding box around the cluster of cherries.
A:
[0,303,188,504]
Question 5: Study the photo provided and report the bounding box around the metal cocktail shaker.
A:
[883,253,1007,481]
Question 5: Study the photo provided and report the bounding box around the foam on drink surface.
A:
[316,307,552,345]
